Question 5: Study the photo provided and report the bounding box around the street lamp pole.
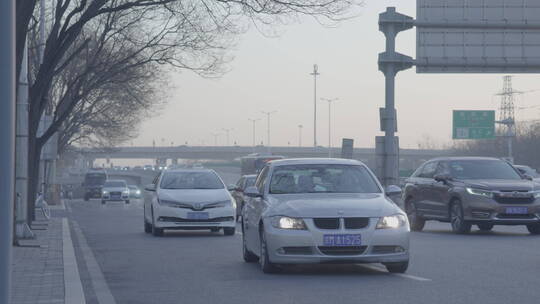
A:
[248,118,260,150]
[211,133,220,146]
[310,64,320,147]
[298,125,303,147]
[321,98,339,157]
[261,111,276,153]
[222,128,233,146]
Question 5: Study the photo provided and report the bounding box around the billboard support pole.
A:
[377,7,414,186]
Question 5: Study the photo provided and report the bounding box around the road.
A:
[63,169,540,304]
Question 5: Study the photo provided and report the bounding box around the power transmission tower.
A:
[496,76,517,162]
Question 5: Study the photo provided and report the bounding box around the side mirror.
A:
[244,186,262,198]
[227,184,238,191]
[385,185,402,197]
[145,184,156,192]
[434,174,452,183]
[523,174,533,181]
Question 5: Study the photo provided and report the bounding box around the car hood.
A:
[266,193,401,218]
[158,189,231,203]
[461,179,540,191]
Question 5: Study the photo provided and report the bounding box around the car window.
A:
[244,177,256,189]
[436,162,450,175]
[411,164,424,178]
[159,171,224,189]
[255,167,269,193]
[419,162,437,179]
[448,160,522,180]
[236,177,244,188]
[269,164,381,194]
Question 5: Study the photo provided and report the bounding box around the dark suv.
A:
[403,157,540,234]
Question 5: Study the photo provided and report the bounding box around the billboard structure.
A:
[416,0,540,73]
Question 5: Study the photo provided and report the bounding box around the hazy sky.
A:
[131,0,540,150]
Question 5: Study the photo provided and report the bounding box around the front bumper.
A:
[102,194,129,201]
[463,196,540,225]
[153,204,236,229]
[264,218,409,264]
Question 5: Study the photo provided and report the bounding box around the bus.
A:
[83,169,108,201]
[240,154,285,176]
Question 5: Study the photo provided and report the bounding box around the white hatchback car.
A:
[241,158,409,273]
[144,169,237,236]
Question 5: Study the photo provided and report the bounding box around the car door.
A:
[231,177,244,206]
[415,161,438,216]
[245,166,269,252]
[430,161,453,219]
[144,173,161,223]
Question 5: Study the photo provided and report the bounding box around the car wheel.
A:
[526,223,540,235]
[450,201,471,234]
[144,220,152,233]
[210,228,220,233]
[101,200,106,205]
[125,200,130,204]
[151,209,164,237]
[477,223,494,231]
[259,227,279,273]
[223,227,235,236]
[384,261,409,273]
[406,199,425,232]
[242,228,258,263]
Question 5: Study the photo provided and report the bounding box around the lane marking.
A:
[72,221,117,304]
[362,264,432,282]
[62,218,86,304]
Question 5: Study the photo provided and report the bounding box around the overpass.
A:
[78,145,450,170]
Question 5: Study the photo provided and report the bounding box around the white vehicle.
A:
[241,158,410,273]
[143,169,237,236]
[101,180,130,205]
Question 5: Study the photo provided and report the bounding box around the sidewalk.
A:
[10,214,64,304]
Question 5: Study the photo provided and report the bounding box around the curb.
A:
[62,218,86,304]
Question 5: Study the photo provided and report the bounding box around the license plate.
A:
[187,212,209,220]
[505,207,528,214]
[323,234,361,246]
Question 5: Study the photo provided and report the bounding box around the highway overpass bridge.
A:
[77,146,450,170]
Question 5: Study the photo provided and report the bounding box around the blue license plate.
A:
[187,212,209,220]
[505,207,528,214]
[323,234,361,246]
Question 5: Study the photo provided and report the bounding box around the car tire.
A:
[259,227,279,274]
[405,199,425,232]
[450,201,471,234]
[223,227,235,236]
[151,209,164,237]
[144,220,152,233]
[477,223,494,231]
[210,228,220,233]
[384,261,409,273]
[526,223,540,235]
[101,200,106,205]
[242,230,258,263]
[125,200,130,204]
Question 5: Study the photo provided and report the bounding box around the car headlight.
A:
[270,216,307,230]
[135,190,141,195]
[102,191,109,195]
[466,188,493,198]
[122,190,129,195]
[376,214,407,229]
[158,199,179,206]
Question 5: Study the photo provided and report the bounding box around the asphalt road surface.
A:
[64,169,540,304]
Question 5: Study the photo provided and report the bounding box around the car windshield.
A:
[160,171,224,190]
[245,177,256,188]
[269,164,381,194]
[104,181,126,187]
[448,160,522,180]
[128,185,138,190]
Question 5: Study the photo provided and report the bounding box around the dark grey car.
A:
[403,157,540,234]
[230,175,257,219]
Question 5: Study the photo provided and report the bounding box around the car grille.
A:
[371,246,405,254]
[313,218,340,229]
[496,214,536,219]
[318,246,367,256]
[494,196,535,204]
[282,247,313,255]
[165,202,225,211]
[344,218,370,229]
[158,216,234,223]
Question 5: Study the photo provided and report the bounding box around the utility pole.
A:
[248,118,260,150]
[496,76,517,162]
[222,128,233,146]
[211,133,220,146]
[262,111,277,153]
[321,98,339,157]
[0,0,15,302]
[298,125,303,147]
[310,64,320,147]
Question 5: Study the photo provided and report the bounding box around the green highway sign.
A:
[453,110,495,140]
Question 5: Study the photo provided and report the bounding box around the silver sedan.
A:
[241,158,410,273]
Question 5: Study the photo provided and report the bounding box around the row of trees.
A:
[16,0,360,221]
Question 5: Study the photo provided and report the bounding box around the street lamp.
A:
[248,118,261,149]
[298,124,303,147]
[261,111,277,153]
[320,98,339,157]
[222,128,233,146]
[310,64,320,147]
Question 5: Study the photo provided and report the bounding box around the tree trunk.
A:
[27,129,43,223]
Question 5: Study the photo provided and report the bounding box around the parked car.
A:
[403,157,540,234]
[230,175,257,220]
[128,185,142,199]
[241,158,409,274]
[101,180,130,205]
[514,165,540,182]
[143,169,237,236]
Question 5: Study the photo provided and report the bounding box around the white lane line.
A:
[72,221,117,304]
[62,218,86,304]
[362,264,432,282]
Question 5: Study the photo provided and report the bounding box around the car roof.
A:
[268,158,366,167]
[426,156,503,162]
